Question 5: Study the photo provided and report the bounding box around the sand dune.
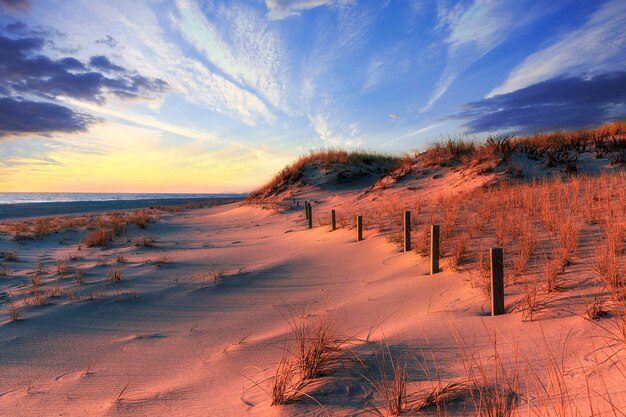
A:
[1,140,625,416]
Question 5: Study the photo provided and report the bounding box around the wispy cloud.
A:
[171,0,289,114]
[309,112,362,147]
[265,0,338,20]
[488,0,626,97]
[59,97,218,143]
[363,44,410,92]
[380,123,440,147]
[299,2,374,145]
[0,122,259,192]
[57,1,276,126]
[422,0,554,111]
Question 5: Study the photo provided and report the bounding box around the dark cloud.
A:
[0,0,31,12]
[96,35,118,48]
[0,33,167,103]
[89,55,124,72]
[0,97,99,138]
[457,72,626,134]
[3,21,27,32]
[0,24,168,138]
[3,20,63,39]
[60,57,85,70]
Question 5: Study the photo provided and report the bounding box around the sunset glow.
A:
[1,0,625,192]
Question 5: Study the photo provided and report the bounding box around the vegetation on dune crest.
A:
[248,149,400,200]
[386,120,626,183]
[250,121,626,201]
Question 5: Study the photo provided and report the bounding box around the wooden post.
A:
[307,204,313,229]
[403,210,411,252]
[490,248,505,316]
[356,215,363,241]
[430,224,440,275]
[331,210,336,231]
[304,201,309,219]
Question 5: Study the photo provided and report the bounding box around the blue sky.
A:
[1,0,625,192]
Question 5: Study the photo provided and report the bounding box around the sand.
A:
[0,197,241,221]
[1,157,625,416]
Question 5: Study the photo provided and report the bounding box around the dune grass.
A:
[248,149,400,200]
[249,121,625,201]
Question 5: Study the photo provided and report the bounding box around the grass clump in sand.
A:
[271,309,340,405]
[135,235,155,247]
[108,265,122,282]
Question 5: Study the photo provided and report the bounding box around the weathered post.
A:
[490,248,505,316]
[356,215,363,241]
[331,210,336,231]
[307,203,313,229]
[430,224,440,275]
[403,210,411,252]
[304,201,309,219]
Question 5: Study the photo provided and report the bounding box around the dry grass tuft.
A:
[135,235,155,247]
[582,292,609,321]
[84,227,114,247]
[154,252,172,267]
[74,266,84,284]
[9,304,21,321]
[517,283,544,322]
[271,354,299,405]
[362,341,411,416]
[270,309,339,406]
[287,310,338,381]
[0,251,17,261]
[108,265,122,282]
[207,266,226,285]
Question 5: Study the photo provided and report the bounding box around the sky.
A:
[0,0,625,193]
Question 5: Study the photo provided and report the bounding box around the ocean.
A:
[0,192,246,220]
[0,192,245,205]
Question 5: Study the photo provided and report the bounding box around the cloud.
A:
[171,0,288,114]
[389,113,400,120]
[423,0,555,111]
[456,71,626,133]
[380,123,440,147]
[265,0,332,20]
[488,0,626,97]
[89,55,124,72]
[0,0,30,12]
[309,112,362,147]
[0,97,99,138]
[3,21,27,32]
[68,0,276,126]
[0,24,168,139]
[96,35,118,48]
[363,44,411,92]
[0,32,167,104]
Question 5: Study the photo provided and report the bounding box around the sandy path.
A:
[0,203,623,416]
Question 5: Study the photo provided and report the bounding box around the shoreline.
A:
[0,197,244,220]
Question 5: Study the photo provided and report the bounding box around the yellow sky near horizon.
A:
[0,122,289,193]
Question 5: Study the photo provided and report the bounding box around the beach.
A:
[0,196,245,220]
[1,147,625,415]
